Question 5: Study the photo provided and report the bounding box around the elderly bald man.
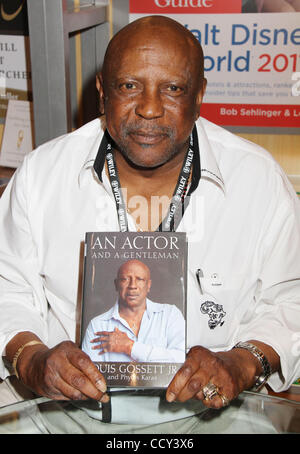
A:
[81,259,185,363]
[0,15,299,419]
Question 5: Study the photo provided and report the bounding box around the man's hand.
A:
[92,327,134,357]
[17,340,108,402]
[165,345,261,409]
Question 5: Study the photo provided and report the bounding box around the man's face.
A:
[115,261,151,309]
[99,32,206,168]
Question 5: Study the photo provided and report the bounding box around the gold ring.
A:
[202,383,219,401]
[219,394,230,407]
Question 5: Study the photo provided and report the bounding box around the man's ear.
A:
[147,279,152,293]
[96,73,105,115]
[195,77,207,120]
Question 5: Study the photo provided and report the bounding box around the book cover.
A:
[80,231,187,388]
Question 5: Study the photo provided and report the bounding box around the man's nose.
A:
[135,88,164,119]
[128,277,137,288]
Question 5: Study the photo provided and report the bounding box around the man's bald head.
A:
[117,259,151,280]
[102,15,204,90]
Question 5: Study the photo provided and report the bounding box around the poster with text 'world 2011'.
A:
[130,0,300,132]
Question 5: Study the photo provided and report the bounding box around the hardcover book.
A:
[80,231,187,388]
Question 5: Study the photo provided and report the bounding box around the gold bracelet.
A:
[12,340,44,379]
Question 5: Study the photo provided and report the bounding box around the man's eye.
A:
[168,85,182,92]
[164,85,184,95]
[120,82,137,91]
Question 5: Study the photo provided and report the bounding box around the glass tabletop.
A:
[0,390,299,434]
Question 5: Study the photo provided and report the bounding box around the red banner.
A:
[201,103,300,127]
[130,0,242,15]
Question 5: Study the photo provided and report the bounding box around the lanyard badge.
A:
[105,127,198,233]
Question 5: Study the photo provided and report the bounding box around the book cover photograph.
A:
[80,232,187,388]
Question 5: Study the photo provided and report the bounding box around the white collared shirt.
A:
[0,117,300,392]
[81,298,185,363]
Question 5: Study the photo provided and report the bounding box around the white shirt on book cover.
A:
[81,298,185,363]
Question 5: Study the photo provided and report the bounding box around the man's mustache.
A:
[121,123,175,137]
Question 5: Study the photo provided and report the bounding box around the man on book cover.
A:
[81,259,185,363]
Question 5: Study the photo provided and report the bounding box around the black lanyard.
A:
[105,126,199,232]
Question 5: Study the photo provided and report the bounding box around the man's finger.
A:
[90,337,102,343]
[67,350,107,395]
[91,337,109,348]
[47,374,89,401]
[94,341,109,353]
[166,346,216,403]
[91,334,109,343]
[166,359,199,402]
